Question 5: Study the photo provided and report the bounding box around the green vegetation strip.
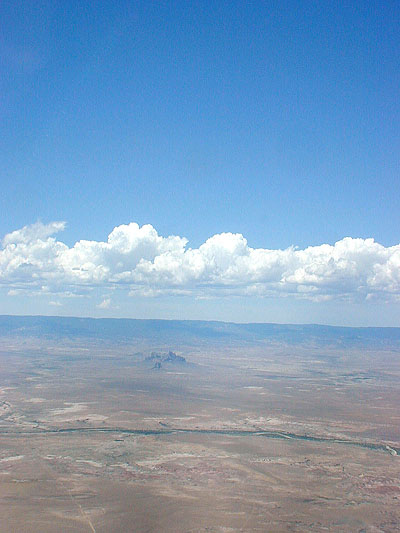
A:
[0,426,398,455]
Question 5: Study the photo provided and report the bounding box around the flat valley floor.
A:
[0,338,399,532]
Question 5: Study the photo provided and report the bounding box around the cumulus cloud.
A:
[2,221,66,246]
[97,298,111,309]
[1,221,399,302]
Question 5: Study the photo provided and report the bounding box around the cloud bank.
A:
[1,221,399,302]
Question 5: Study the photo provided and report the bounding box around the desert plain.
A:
[0,326,399,532]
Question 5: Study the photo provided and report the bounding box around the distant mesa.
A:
[146,351,187,370]
[164,351,186,363]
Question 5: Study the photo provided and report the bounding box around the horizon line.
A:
[1,313,399,330]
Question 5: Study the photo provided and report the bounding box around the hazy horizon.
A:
[2,312,400,330]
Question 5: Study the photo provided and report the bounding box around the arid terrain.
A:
[0,319,399,532]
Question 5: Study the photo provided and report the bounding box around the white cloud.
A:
[7,289,19,296]
[0,221,399,302]
[97,298,111,309]
[2,221,66,246]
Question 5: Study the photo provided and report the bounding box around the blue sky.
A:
[1,1,399,325]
